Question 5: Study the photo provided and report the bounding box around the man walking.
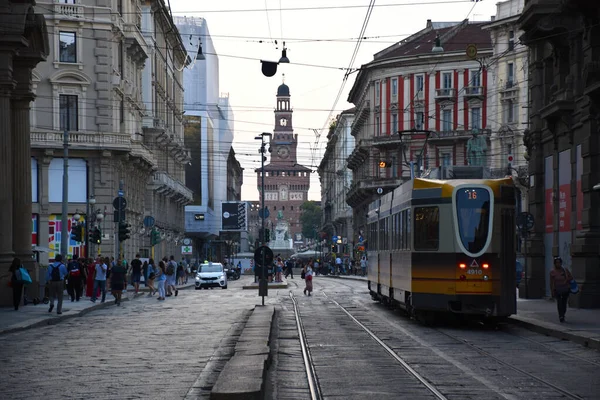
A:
[129,254,143,294]
[66,257,84,302]
[91,257,108,303]
[47,254,68,315]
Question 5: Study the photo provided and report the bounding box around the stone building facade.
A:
[30,0,191,266]
[518,0,600,307]
[256,82,311,244]
[0,0,49,306]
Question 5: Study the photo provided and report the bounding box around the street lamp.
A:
[255,132,271,305]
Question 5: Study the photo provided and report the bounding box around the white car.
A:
[195,262,228,290]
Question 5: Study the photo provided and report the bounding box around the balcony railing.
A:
[152,171,194,203]
[429,128,491,142]
[130,140,158,167]
[464,86,484,98]
[31,130,132,152]
[435,88,456,100]
[54,3,84,19]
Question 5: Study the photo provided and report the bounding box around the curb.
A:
[210,305,275,400]
[508,315,600,350]
[320,275,367,283]
[0,292,145,336]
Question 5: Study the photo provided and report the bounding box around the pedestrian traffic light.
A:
[118,221,131,242]
[151,228,161,246]
[89,227,102,244]
[264,228,270,242]
[71,223,83,242]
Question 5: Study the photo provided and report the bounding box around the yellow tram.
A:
[367,176,517,320]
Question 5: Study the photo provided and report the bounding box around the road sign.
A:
[183,238,192,246]
[113,196,127,211]
[258,207,270,219]
[254,245,274,266]
[181,245,193,255]
[332,235,338,243]
[118,189,124,197]
[516,212,534,231]
[143,215,155,227]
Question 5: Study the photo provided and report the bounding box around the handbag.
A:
[16,266,32,284]
[301,270,305,279]
[562,267,579,295]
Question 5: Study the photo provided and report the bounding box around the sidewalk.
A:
[322,275,600,350]
[0,282,194,335]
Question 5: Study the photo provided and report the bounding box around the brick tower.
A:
[256,79,311,243]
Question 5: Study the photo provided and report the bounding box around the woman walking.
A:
[549,257,573,323]
[9,258,24,310]
[110,260,127,306]
[303,261,313,296]
[156,261,167,301]
[275,257,284,282]
[146,259,156,296]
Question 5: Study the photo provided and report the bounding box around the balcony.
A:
[31,130,131,152]
[371,134,404,149]
[130,140,158,168]
[124,20,149,63]
[152,171,193,204]
[347,141,371,170]
[53,3,84,19]
[345,177,403,208]
[350,99,370,137]
[464,86,485,100]
[501,82,519,102]
[435,88,456,101]
[428,128,491,143]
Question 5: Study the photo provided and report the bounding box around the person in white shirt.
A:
[91,256,108,303]
[303,261,314,296]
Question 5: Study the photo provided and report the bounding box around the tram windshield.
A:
[455,188,491,254]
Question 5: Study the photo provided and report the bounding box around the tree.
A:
[300,201,322,239]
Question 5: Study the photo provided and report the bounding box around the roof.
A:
[277,83,290,96]
[374,19,492,61]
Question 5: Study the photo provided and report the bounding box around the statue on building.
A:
[467,130,488,167]
[277,210,284,220]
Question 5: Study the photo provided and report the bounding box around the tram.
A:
[367,168,517,321]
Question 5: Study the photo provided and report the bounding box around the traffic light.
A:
[89,227,102,244]
[118,221,131,242]
[71,223,83,242]
[151,228,161,246]
[379,160,391,168]
[264,228,270,242]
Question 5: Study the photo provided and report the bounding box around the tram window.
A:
[369,222,378,251]
[414,207,439,250]
[456,188,491,254]
[406,209,411,250]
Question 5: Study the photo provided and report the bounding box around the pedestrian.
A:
[156,261,167,301]
[285,259,294,279]
[86,257,98,298]
[549,256,573,323]
[142,260,149,287]
[303,262,313,296]
[166,255,179,296]
[8,257,24,311]
[360,256,367,277]
[47,254,68,314]
[110,259,127,306]
[146,259,157,296]
[275,257,284,282]
[91,257,108,303]
[129,254,143,294]
[66,257,84,302]
[176,261,185,285]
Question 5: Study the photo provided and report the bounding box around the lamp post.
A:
[255,132,271,306]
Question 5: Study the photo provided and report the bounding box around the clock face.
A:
[277,146,290,159]
[279,118,288,127]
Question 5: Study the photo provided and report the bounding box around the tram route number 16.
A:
[467,269,483,275]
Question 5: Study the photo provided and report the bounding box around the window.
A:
[508,30,515,51]
[507,143,513,158]
[414,207,439,250]
[59,32,76,63]
[291,206,294,210]
[507,63,514,87]
[391,78,398,97]
[391,156,398,178]
[455,188,491,254]
[471,107,481,130]
[506,100,514,123]
[375,80,380,102]
[442,153,451,166]
[119,41,124,76]
[470,70,481,88]
[415,111,424,130]
[117,0,122,15]
[59,94,78,131]
[442,72,452,89]
[416,75,424,92]
[375,115,381,135]
[392,113,398,134]
[442,109,452,131]
[120,99,124,124]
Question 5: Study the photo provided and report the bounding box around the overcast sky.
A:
[170,0,498,201]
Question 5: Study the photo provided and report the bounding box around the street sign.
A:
[332,235,338,243]
[118,189,124,197]
[143,215,155,227]
[516,212,534,231]
[181,245,193,255]
[258,207,270,219]
[113,196,127,211]
[183,238,192,246]
[254,245,274,266]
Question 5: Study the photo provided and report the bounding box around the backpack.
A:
[166,262,175,276]
[51,263,63,281]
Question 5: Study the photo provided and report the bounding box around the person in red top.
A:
[549,257,572,323]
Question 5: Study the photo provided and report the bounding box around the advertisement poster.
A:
[543,156,554,296]
[576,145,583,231]
[558,150,572,270]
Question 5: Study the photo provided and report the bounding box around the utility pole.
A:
[60,117,69,258]
[256,132,271,306]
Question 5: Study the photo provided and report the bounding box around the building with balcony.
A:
[30,0,192,265]
[346,19,493,242]
[518,0,600,307]
[483,0,529,211]
[318,108,355,255]
[177,16,243,261]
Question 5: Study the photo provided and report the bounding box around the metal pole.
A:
[60,127,69,258]
[261,138,266,306]
[85,198,90,259]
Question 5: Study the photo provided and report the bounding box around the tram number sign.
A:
[467,269,483,275]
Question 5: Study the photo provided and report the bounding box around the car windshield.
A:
[199,264,223,273]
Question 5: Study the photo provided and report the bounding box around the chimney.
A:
[491,15,496,21]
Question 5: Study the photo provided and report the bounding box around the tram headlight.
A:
[483,275,489,281]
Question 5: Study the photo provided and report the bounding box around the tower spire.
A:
[282,73,285,84]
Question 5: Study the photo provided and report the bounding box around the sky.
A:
[170,0,499,201]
